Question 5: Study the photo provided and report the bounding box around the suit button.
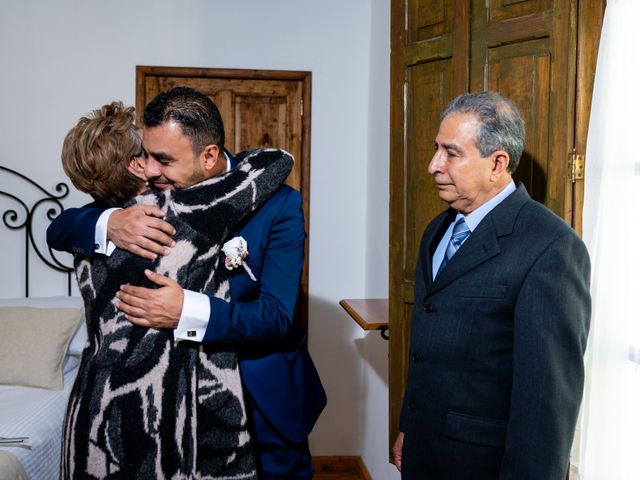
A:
[413,353,422,362]
[423,304,433,313]
[408,402,415,411]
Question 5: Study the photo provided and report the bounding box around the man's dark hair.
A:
[443,91,525,173]
[143,86,225,154]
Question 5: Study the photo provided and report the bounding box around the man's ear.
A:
[202,144,221,172]
[490,150,511,182]
[127,156,146,181]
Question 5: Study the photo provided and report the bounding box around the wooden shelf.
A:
[339,298,389,339]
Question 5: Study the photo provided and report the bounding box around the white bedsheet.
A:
[0,362,78,479]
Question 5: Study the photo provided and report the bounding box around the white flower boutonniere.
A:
[222,236,256,281]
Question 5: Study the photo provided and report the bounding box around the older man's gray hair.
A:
[443,91,525,173]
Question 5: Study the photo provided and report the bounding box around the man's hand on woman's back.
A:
[107,204,176,259]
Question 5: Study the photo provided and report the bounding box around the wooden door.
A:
[389,0,604,457]
[136,66,311,328]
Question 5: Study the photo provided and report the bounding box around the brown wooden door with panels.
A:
[388,0,604,467]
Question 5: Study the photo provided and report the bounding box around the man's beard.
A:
[188,168,207,187]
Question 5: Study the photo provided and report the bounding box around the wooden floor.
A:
[313,456,371,480]
[315,473,362,480]
[315,474,362,479]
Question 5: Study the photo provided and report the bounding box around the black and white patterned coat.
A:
[61,149,293,480]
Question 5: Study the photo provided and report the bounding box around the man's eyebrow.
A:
[147,150,174,162]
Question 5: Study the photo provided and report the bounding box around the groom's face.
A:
[142,120,207,191]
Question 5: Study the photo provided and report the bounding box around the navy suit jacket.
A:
[47,156,326,443]
[400,184,591,479]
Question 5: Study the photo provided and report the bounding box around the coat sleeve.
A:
[46,206,107,256]
[202,188,305,343]
[500,232,591,479]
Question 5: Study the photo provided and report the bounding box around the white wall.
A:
[358,1,398,478]
[0,1,397,478]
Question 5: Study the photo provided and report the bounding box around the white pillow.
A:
[0,296,87,356]
[0,306,83,390]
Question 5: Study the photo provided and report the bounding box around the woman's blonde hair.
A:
[61,101,144,206]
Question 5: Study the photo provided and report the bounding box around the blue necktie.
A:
[437,218,470,276]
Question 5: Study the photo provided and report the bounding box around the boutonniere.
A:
[222,236,256,281]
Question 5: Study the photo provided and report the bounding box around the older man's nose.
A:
[428,151,444,175]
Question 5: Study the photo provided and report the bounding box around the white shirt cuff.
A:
[174,290,211,343]
[94,208,120,256]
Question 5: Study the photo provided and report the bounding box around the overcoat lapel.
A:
[420,209,456,288]
[428,218,501,295]
[425,183,530,297]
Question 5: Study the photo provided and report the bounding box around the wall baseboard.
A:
[313,456,372,480]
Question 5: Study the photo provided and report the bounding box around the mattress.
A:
[0,359,78,479]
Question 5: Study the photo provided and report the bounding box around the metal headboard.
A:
[0,165,73,296]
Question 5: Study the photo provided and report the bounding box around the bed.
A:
[0,166,86,480]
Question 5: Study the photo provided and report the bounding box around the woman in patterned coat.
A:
[58,101,292,479]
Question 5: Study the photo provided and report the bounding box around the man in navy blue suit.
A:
[47,87,326,479]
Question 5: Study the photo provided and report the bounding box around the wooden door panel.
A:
[484,12,552,46]
[234,96,288,150]
[233,95,302,190]
[489,0,551,21]
[209,89,235,150]
[486,39,551,204]
[472,0,576,215]
[409,0,452,43]
[406,60,453,276]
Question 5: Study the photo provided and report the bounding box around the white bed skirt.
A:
[0,365,78,479]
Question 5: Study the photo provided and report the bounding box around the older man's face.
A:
[428,112,501,214]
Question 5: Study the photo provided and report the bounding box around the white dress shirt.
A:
[94,154,233,342]
[431,180,516,280]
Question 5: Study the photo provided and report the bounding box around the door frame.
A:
[573,0,606,235]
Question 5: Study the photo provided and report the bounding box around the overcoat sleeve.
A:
[46,205,108,256]
[500,232,591,479]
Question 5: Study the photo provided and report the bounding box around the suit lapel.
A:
[428,217,501,294]
[420,209,456,289]
[425,183,530,296]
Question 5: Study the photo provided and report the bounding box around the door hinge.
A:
[568,150,585,183]
[300,99,304,116]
